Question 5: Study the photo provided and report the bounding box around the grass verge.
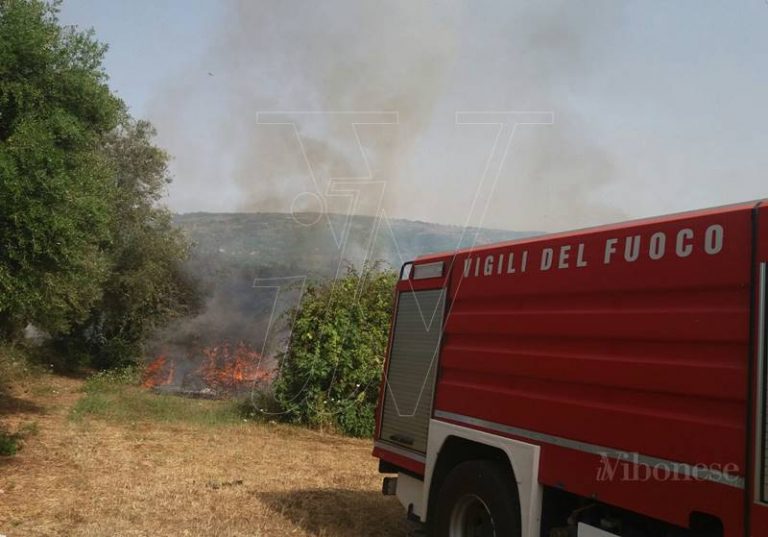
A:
[1,360,410,535]
[70,368,252,426]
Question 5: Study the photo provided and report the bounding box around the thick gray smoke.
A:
[143,2,629,368]
[150,1,625,233]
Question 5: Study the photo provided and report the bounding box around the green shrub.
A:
[0,0,122,339]
[0,422,39,456]
[273,263,396,437]
[0,430,19,456]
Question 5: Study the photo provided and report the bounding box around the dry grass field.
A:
[0,362,414,536]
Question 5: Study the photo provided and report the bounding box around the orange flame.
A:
[197,341,272,391]
[142,355,175,388]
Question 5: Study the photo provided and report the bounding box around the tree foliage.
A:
[273,264,396,437]
[59,118,201,368]
[0,1,199,367]
[0,0,122,338]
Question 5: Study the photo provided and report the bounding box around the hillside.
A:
[175,212,535,278]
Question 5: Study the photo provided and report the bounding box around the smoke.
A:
[147,263,290,386]
[142,1,630,367]
[482,2,626,228]
[147,2,456,226]
[149,1,625,233]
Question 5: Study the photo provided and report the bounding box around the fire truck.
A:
[373,201,768,537]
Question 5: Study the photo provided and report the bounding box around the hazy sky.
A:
[59,1,768,232]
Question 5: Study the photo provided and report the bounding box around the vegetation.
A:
[0,0,121,339]
[0,0,198,368]
[58,118,201,368]
[70,367,247,426]
[2,371,406,536]
[176,212,530,282]
[0,342,43,384]
[0,345,45,456]
[273,264,397,437]
[2,344,404,532]
[0,429,19,456]
[0,421,37,456]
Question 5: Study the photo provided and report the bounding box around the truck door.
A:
[378,265,447,455]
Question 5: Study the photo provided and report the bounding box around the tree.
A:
[59,118,201,368]
[273,264,397,436]
[0,0,122,338]
[0,1,200,367]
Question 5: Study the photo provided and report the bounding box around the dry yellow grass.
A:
[0,374,413,536]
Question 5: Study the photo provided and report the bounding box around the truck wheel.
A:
[430,460,521,537]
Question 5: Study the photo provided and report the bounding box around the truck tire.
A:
[429,459,521,537]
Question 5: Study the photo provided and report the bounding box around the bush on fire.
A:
[273,264,397,437]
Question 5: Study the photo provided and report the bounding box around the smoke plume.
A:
[149,1,625,233]
[143,2,630,371]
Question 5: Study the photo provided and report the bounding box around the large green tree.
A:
[0,1,199,367]
[273,264,396,437]
[0,0,122,338]
[64,118,200,368]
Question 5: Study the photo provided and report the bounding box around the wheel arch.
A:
[424,419,543,536]
[427,435,520,523]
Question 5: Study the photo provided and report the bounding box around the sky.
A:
[58,1,768,233]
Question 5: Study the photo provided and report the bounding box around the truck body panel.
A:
[374,201,768,536]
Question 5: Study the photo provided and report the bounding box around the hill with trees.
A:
[175,211,533,280]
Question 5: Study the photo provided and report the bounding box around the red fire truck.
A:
[373,201,768,537]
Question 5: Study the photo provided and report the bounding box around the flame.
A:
[142,355,175,388]
[143,342,271,392]
[197,341,272,391]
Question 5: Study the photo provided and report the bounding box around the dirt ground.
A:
[0,375,414,536]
